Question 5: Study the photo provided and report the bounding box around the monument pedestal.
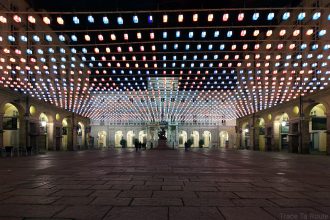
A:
[155,140,171,150]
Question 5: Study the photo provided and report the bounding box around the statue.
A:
[158,128,167,140]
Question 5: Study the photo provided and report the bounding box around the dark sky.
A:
[27,0,301,11]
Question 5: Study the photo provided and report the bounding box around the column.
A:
[299,117,310,154]
[0,113,3,149]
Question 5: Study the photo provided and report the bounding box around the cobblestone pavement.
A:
[0,148,330,220]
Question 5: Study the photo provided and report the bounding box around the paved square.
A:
[0,149,330,219]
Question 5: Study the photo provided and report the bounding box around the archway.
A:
[39,113,49,151]
[127,131,135,147]
[258,118,266,151]
[97,131,107,148]
[77,122,85,149]
[3,103,20,149]
[115,131,123,147]
[274,113,289,151]
[62,118,69,150]
[309,104,327,152]
[139,130,147,143]
[191,131,199,147]
[179,130,187,147]
[241,122,249,148]
[219,131,229,148]
[203,131,211,147]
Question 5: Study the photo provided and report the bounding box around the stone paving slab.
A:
[0,149,330,219]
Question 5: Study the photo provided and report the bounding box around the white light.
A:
[313,12,321,20]
[298,12,305,20]
[252,12,259,20]
[214,31,219,37]
[41,120,47,127]
[227,31,232,37]
[117,17,123,25]
[319,30,326,37]
[163,32,167,38]
[176,31,180,38]
[189,32,193,38]
[103,16,109,24]
[267,12,274,20]
[244,128,249,132]
[282,12,290,20]
[193,13,198,22]
[133,15,139,23]
[201,31,206,38]
[88,15,94,23]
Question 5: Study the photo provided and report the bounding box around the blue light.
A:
[185,44,190,50]
[73,16,79,24]
[59,35,65,41]
[103,16,109,24]
[267,12,274,20]
[8,35,15,42]
[71,35,77,41]
[252,12,259,20]
[208,44,213,50]
[312,44,318,50]
[148,15,153,23]
[163,31,167,38]
[282,12,290,20]
[189,31,193,38]
[227,31,232,37]
[133,15,139,23]
[174,44,178,49]
[197,44,201,50]
[20,36,27,42]
[163,44,167,50]
[88,15,94,23]
[33,35,40,42]
[297,12,305,20]
[201,31,206,38]
[301,44,307,50]
[313,12,321,20]
[319,30,326,37]
[214,31,219,37]
[117,17,123,25]
[220,44,225,50]
[176,31,180,38]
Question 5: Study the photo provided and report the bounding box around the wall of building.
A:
[90,120,236,149]
[0,88,90,151]
[237,87,330,155]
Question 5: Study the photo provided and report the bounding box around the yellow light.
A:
[28,15,36,23]
[293,29,300,36]
[163,15,168,23]
[43,16,50,24]
[279,29,286,36]
[0,16,7,23]
[111,34,116,40]
[208,14,213,22]
[84,34,90,41]
[178,14,183,22]
[57,17,64,25]
[193,14,198,22]
[306,29,313,35]
[137,32,142,39]
[266,30,272,37]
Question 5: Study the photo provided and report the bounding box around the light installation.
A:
[0,8,329,124]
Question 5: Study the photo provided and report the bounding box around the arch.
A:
[127,131,135,147]
[258,118,266,151]
[203,131,211,147]
[219,131,229,148]
[179,130,188,147]
[2,103,20,148]
[78,122,85,149]
[97,130,107,148]
[61,118,69,150]
[191,131,199,147]
[139,130,147,143]
[241,122,249,148]
[274,113,289,151]
[115,131,123,147]
[309,103,327,152]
